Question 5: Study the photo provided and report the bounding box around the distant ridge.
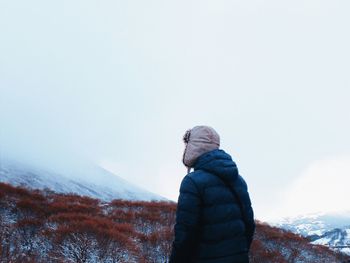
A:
[0,157,165,201]
[274,211,350,255]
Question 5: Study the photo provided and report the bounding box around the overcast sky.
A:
[1,0,349,221]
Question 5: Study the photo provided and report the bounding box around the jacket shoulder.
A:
[235,175,248,190]
[187,170,221,189]
[179,174,200,194]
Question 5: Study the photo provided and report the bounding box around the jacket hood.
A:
[182,126,220,168]
[193,149,239,183]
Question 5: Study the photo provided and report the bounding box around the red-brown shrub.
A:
[0,182,348,263]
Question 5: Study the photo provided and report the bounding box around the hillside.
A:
[0,182,348,263]
[252,222,349,263]
[0,158,164,201]
[275,212,350,255]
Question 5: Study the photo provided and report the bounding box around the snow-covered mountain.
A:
[310,228,350,255]
[0,158,165,202]
[274,211,350,255]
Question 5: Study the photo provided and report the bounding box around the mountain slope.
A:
[251,221,349,263]
[310,228,350,255]
[274,211,350,255]
[0,183,348,263]
[0,158,164,201]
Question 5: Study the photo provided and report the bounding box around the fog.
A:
[1,0,350,220]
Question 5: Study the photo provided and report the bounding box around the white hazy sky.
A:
[1,0,350,221]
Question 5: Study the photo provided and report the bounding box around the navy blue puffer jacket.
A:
[169,149,255,263]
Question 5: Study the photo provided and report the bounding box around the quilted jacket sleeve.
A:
[245,193,255,249]
[238,175,255,250]
[169,176,201,263]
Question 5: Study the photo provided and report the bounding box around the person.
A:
[169,125,255,263]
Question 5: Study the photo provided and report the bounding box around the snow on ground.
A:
[0,158,166,201]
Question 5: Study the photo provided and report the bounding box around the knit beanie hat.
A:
[182,125,220,172]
